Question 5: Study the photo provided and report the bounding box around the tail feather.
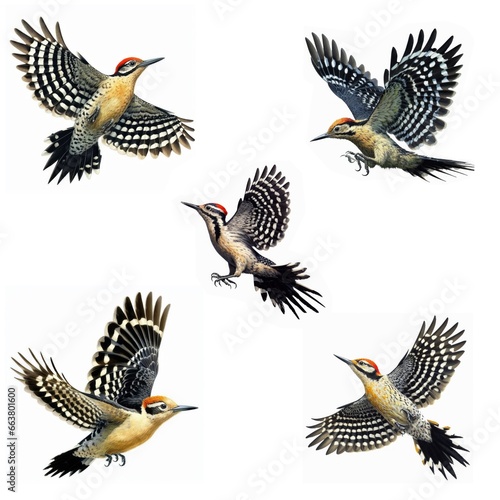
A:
[415,421,469,479]
[254,262,324,319]
[44,448,94,477]
[44,128,101,184]
[407,156,474,181]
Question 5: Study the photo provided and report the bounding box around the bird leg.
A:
[401,408,417,423]
[392,409,417,435]
[393,420,409,434]
[342,151,372,176]
[104,453,126,467]
[211,273,237,288]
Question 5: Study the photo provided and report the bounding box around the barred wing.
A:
[103,96,194,158]
[307,396,400,454]
[306,33,384,120]
[227,165,290,250]
[388,318,465,408]
[86,293,170,411]
[11,18,105,118]
[370,30,463,148]
[12,351,104,429]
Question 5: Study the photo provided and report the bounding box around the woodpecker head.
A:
[113,57,164,77]
[142,396,197,424]
[182,202,228,240]
[335,355,383,383]
[311,117,361,141]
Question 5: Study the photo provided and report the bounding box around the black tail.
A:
[407,156,474,181]
[44,447,94,477]
[254,262,324,319]
[415,421,469,479]
[44,128,102,184]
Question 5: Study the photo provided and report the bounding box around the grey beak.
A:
[334,354,353,366]
[181,201,200,210]
[311,132,330,142]
[172,405,198,413]
[138,57,164,68]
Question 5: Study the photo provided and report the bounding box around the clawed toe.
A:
[105,453,126,467]
[342,151,371,176]
[211,273,237,288]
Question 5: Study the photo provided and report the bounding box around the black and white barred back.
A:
[227,165,290,250]
[86,293,169,411]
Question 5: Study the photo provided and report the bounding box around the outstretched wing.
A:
[307,395,400,454]
[11,18,105,118]
[86,293,170,411]
[12,350,105,429]
[388,318,465,408]
[227,165,290,250]
[103,96,194,158]
[369,30,463,148]
[306,33,384,120]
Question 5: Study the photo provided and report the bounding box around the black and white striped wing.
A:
[306,33,384,120]
[227,166,290,250]
[307,395,401,454]
[388,318,465,408]
[12,351,104,430]
[369,30,462,148]
[86,293,170,412]
[103,96,194,158]
[11,18,105,118]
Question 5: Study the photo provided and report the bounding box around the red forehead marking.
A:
[115,57,142,73]
[358,358,381,374]
[213,203,228,215]
[142,395,164,407]
[333,117,355,126]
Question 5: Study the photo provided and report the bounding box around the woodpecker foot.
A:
[104,453,126,467]
[402,408,417,424]
[393,421,408,434]
[211,273,237,288]
[342,151,370,176]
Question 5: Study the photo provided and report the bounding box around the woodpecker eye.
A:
[145,400,169,415]
[122,61,137,70]
[334,125,341,132]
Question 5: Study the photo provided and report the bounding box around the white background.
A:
[1,0,497,498]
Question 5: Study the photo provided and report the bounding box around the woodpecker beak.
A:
[334,354,353,366]
[138,57,164,68]
[181,201,200,211]
[172,405,198,413]
[311,132,330,142]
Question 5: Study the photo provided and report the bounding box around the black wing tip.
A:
[114,292,170,329]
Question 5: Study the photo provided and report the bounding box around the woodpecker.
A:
[306,30,473,180]
[182,165,324,318]
[11,18,194,184]
[12,292,196,477]
[307,317,469,479]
